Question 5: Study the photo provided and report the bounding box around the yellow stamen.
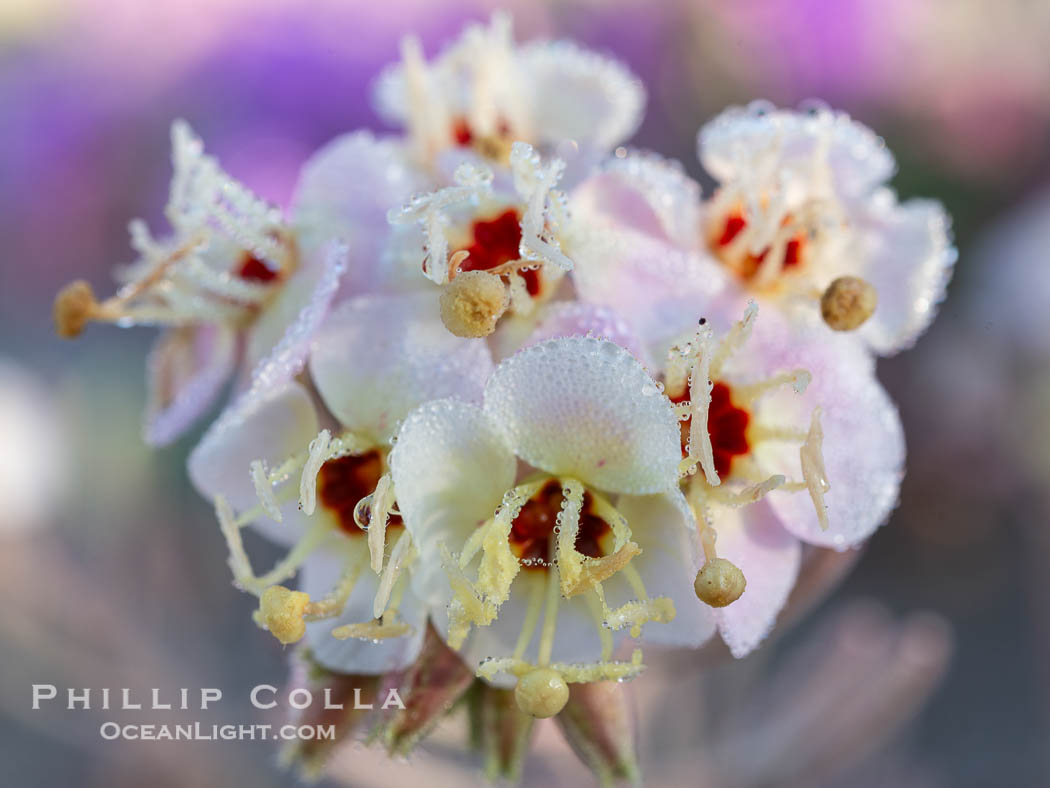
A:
[694,557,747,608]
[514,667,569,718]
[257,585,310,645]
[800,407,831,530]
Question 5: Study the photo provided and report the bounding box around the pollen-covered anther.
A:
[821,275,877,331]
[331,619,413,641]
[514,668,569,719]
[53,280,100,338]
[257,585,311,645]
[693,557,746,608]
[439,270,509,338]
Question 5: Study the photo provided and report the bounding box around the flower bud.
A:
[377,624,475,755]
[555,681,640,787]
[280,649,383,779]
[478,685,536,782]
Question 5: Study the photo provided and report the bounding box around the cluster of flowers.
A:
[54,13,955,782]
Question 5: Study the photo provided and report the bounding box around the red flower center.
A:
[236,253,279,283]
[509,480,611,569]
[317,451,401,536]
[713,209,805,280]
[455,209,541,296]
[671,382,751,478]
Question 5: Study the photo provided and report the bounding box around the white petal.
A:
[616,492,716,648]
[733,315,906,549]
[438,572,622,690]
[524,301,649,365]
[243,239,346,376]
[853,194,956,355]
[309,293,495,444]
[144,324,236,446]
[573,151,702,249]
[301,542,425,674]
[290,132,429,297]
[518,39,645,152]
[699,102,896,196]
[388,399,517,603]
[483,336,681,495]
[567,219,728,356]
[708,500,801,659]
[188,381,317,512]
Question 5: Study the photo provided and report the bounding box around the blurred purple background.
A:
[2,1,1049,785]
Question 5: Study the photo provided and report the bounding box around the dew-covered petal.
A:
[523,301,649,365]
[732,315,906,549]
[188,380,318,513]
[301,543,425,675]
[699,102,896,196]
[242,239,347,384]
[388,399,517,602]
[707,500,801,659]
[518,39,644,153]
[290,132,429,297]
[853,195,956,355]
[309,293,494,444]
[616,492,717,648]
[572,151,702,249]
[567,219,728,356]
[440,572,623,690]
[483,337,682,495]
[144,324,236,446]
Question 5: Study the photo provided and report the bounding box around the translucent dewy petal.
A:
[482,336,682,494]
[853,195,956,355]
[517,38,645,152]
[567,216,727,356]
[574,151,703,249]
[523,301,649,365]
[698,102,896,198]
[309,293,494,444]
[615,492,716,649]
[143,323,236,446]
[737,316,906,549]
[188,380,318,520]
[243,238,347,374]
[706,500,801,659]
[388,399,517,601]
[447,573,620,689]
[300,548,425,675]
[290,131,430,297]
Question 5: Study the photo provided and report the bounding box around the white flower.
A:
[568,103,956,357]
[528,301,905,657]
[54,120,351,445]
[374,12,644,171]
[387,336,713,707]
[186,293,493,674]
[386,142,573,340]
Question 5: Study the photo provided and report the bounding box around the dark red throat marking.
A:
[508,480,611,569]
[317,450,401,536]
[455,209,541,296]
[671,382,751,478]
[236,253,279,283]
[715,209,804,279]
